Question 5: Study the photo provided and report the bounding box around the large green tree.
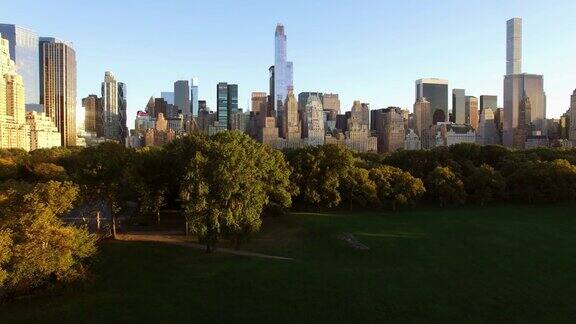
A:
[181,132,293,251]
[369,165,426,210]
[426,166,467,207]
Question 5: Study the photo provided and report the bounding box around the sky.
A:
[2,0,576,128]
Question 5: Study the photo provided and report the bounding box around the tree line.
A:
[2,132,576,297]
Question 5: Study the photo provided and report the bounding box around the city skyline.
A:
[1,1,575,129]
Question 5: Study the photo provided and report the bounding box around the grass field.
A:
[2,204,576,322]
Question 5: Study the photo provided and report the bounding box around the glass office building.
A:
[191,77,199,117]
[416,78,448,124]
[0,24,40,106]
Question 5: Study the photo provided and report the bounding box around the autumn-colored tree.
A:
[0,181,97,297]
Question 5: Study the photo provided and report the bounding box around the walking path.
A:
[117,233,294,261]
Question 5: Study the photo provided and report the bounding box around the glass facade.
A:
[416,79,448,124]
[452,89,465,124]
[174,80,190,116]
[191,77,199,117]
[217,82,228,127]
[480,95,498,112]
[0,24,40,105]
[227,84,238,129]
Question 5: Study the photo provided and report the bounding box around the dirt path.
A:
[117,233,294,261]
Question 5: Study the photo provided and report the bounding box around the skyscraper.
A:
[102,71,119,141]
[465,96,479,129]
[82,94,103,136]
[190,77,199,116]
[174,80,190,116]
[413,98,432,149]
[283,90,301,146]
[322,94,341,115]
[373,107,405,153]
[503,18,546,148]
[480,95,498,114]
[506,18,522,75]
[569,89,576,142]
[227,84,239,130]
[416,78,448,125]
[0,24,39,107]
[251,92,267,113]
[452,89,465,124]
[302,94,324,146]
[161,92,174,105]
[118,82,127,143]
[298,92,323,112]
[40,37,76,146]
[477,108,498,145]
[274,24,294,131]
[0,34,30,150]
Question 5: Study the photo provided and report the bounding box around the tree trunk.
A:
[96,211,101,231]
[112,214,117,239]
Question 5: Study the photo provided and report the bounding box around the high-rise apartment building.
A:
[507,18,522,75]
[416,78,448,125]
[251,92,267,113]
[503,18,547,148]
[503,73,546,147]
[480,95,498,114]
[0,24,40,107]
[465,96,479,129]
[174,80,190,116]
[0,34,30,150]
[102,72,119,141]
[39,37,76,146]
[302,94,324,146]
[26,111,61,150]
[191,77,199,116]
[477,108,498,145]
[283,90,301,147]
[346,102,376,152]
[569,89,576,142]
[413,98,432,149]
[274,24,294,132]
[161,92,174,105]
[452,89,465,124]
[322,94,341,115]
[373,107,405,153]
[82,94,103,136]
[298,92,323,112]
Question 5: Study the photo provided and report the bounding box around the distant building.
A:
[322,93,341,115]
[404,129,421,150]
[298,92,323,113]
[373,107,405,153]
[283,90,302,148]
[476,108,498,145]
[302,94,324,146]
[101,71,126,143]
[251,92,268,113]
[0,24,40,107]
[569,89,576,142]
[480,95,498,114]
[174,80,190,117]
[416,78,448,124]
[413,98,432,149]
[465,96,479,129]
[26,111,61,150]
[160,92,174,105]
[82,94,103,137]
[1,35,30,150]
[145,113,175,147]
[452,89,465,124]
[190,77,199,116]
[434,123,476,147]
[345,101,377,152]
[40,37,76,146]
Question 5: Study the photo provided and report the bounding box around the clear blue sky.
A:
[2,0,575,127]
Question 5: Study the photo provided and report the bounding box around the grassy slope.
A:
[2,204,576,322]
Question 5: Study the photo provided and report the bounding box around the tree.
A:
[67,142,134,238]
[426,166,467,207]
[129,147,169,224]
[340,167,377,210]
[369,166,426,210]
[181,132,293,251]
[465,164,505,206]
[0,181,97,297]
[285,145,355,207]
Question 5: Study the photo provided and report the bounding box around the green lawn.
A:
[2,204,576,322]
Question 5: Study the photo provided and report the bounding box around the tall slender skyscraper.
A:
[40,37,76,146]
[217,82,228,127]
[227,84,238,130]
[174,80,190,116]
[118,82,127,144]
[452,89,465,124]
[102,71,119,141]
[465,96,479,129]
[503,18,546,148]
[274,24,294,133]
[0,24,39,107]
[190,77,199,116]
[506,18,522,75]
